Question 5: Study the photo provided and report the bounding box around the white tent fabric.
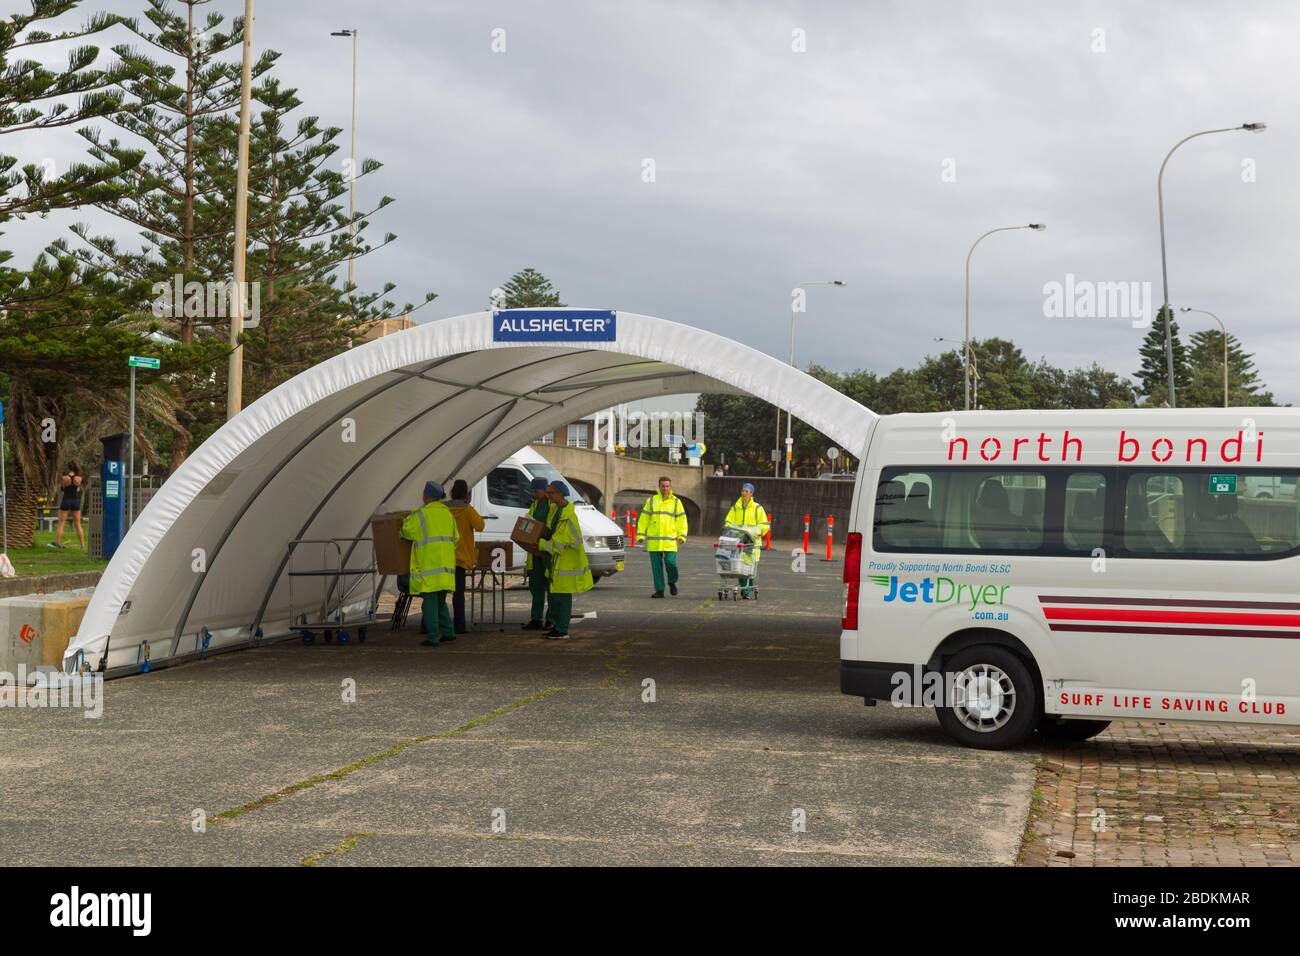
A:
[65,310,876,675]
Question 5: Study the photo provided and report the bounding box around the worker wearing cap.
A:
[400,481,460,646]
[724,482,770,599]
[637,476,688,597]
[522,477,553,631]
[537,480,592,639]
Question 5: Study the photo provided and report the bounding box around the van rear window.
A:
[873,466,1300,560]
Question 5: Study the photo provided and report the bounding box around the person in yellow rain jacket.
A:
[447,479,485,635]
[637,476,688,598]
[400,481,460,646]
[521,477,553,631]
[537,480,592,639]
[724,482,770,599]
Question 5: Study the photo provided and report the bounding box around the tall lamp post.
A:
[331,28,359,298]
[1156,123,1265,408]
[227,0,255,420]
[964,223,1045,410]
[1180,306,1230,408]
[780,279,846,478]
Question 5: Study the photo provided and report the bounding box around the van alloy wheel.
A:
[951,663,1016,732]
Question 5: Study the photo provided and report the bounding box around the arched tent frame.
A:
[66,310,877,675]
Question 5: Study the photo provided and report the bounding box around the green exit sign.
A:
[1209,474,1237,495]
[128,355,161,370]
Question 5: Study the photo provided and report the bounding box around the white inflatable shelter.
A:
[65,310,877,676]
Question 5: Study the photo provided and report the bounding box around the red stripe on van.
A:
[1049,623,1300,640]
[1043,606,1300,627]
[1039,595,1300,611]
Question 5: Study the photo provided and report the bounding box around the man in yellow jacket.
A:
[724,482,770,599]
[521,477,553,631]
[637,476,688,598]
[537,480,592,639]
[447,479,485,634]
[400,481,460,646]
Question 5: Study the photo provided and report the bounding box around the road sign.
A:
[128,355,161,370]
[1209,474,1237,495]
[827,446,840,461]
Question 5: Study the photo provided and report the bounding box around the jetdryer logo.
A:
[871,575,1010,615]
[492,308,617,342]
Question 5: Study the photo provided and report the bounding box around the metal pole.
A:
[227,0,255,421]
[348,29,357,295]
[785,300,795,479]
[128,364,136,529]
[1156,126,1261,409]
[1,421,7,555]
[965,225,1042,410]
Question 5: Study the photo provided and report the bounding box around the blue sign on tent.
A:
[492,309,617,342]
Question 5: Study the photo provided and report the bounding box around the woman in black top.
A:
[52,462,86,550]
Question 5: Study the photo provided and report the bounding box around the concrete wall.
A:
[703,477,855,538]
[0,570,102,600]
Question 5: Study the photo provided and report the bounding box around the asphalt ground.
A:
[0,539,1037,866]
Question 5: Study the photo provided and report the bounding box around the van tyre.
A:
[1037,717,1110,743]
[935,645,1040,750]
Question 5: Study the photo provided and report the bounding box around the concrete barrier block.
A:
[0,589,93,677]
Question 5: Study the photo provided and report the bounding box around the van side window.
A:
[875,469,1044,553]
[1063,473,1106,552]
[1120,472,1299,557]
[486,467,533,508]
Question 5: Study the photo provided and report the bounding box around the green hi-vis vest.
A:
[540,500,593,594]
[637,492,688,552]
[525,498,550,571]
[400,500,459,593]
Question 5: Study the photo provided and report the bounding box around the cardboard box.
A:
[371,511,412,575]
[510,515,547,557]
[476,541,514,571]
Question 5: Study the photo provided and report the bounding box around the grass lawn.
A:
[4,526,109,577]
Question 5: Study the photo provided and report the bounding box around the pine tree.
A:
[1183,329,1274,407]
[71,0,431,459]
[499,267,563,308]
[1134,306,1191,405]
[0,0,153,547]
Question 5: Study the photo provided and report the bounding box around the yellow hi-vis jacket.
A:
[524,497,550,572]
[637,492,688,552]
[539,500,593,593]
[400,500,459,593]
[724,497,770,561]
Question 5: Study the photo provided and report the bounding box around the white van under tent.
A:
[64,309,876,676]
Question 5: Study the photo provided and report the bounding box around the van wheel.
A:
[1038,717,1110,742]
[935,645,1039,750]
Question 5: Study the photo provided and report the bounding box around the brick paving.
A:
[1020,720,1300,866]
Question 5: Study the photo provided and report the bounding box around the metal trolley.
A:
[287,537,386,644]
[714,525,760,601]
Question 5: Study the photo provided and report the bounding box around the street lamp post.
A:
[226,0,255,420]
[964,223,1045,410]
[331,28,358,297]
[1180,307,1229,407]
[1156,123,1265,408]
[781,279,846,478]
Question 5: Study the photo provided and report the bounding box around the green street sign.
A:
[128,355,161,370]
[1209,474,1237,495]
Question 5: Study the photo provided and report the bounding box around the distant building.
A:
[357,313,414,342]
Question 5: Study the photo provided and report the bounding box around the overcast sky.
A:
[11,0,1300,403]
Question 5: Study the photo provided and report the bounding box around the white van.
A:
[471,446,626,579]
[840,408,1300,749]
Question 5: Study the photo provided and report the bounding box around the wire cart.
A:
[287,537,386,644]
[714,525,760,601]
